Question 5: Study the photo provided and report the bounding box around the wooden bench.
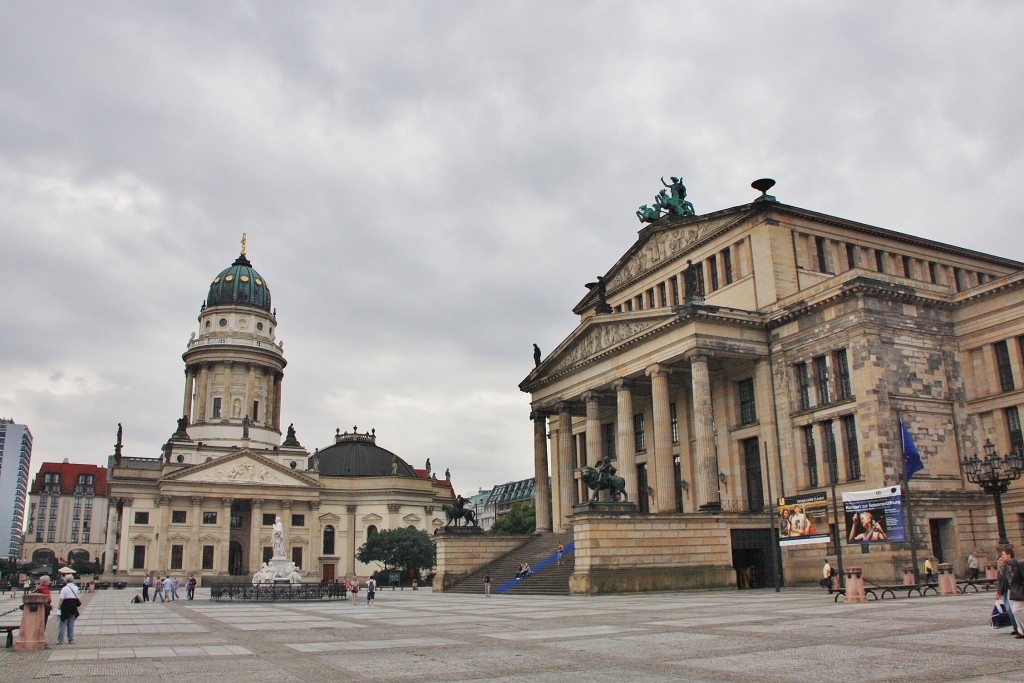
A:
[828,586,879,602]
[0,625,19,648]
[957,577,998,593]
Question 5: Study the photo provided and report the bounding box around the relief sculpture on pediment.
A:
[608,218,730,291]
[208,460,286,484]
[551,320,660,372]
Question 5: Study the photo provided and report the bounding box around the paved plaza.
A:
[0,585,1017,682]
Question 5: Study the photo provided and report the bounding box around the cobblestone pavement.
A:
[0,585,1017,682]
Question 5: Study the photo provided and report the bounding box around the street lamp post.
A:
[961,439,1024,545]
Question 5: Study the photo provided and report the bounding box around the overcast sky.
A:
[2,2,1022,497]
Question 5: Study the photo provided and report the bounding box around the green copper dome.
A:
[207,254,272,312]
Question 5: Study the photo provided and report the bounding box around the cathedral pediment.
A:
[163,449,322,489]
[544,316,672,375]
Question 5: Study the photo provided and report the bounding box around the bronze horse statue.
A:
[442,502,477,527]
[580,466,628,502]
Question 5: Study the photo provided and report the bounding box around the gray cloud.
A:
[1,2,1022,495]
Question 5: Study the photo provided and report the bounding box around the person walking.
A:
[820,559,834,590]
[556,543,564,565]
[142,573,151,602]
[968,550,980,581]
[1001,546,1024,639]
[186,575,197,600]
[57,575,81,645]
[484,571,492,597]
[153,576,165,603]
[998,550,1018,636]
[169,575,179,601]
[366,577,376,606]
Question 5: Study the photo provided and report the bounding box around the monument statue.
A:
[242,416,250,439]
[580,455,628,502]
[533,343,541,367]
[445,467,451,481]
[272,515,286,558]
[637,176,696,223]
[586,275,613,314]
[682,259,703,303]
[442,494,478,527]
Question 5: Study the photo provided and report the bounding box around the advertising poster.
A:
[777,491,832,546]
[842,486,905,544]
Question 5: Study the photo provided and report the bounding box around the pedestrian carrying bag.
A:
[993,601,1012,629]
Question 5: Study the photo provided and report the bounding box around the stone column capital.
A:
[686,351,710,365]
[611,378,632,392]
[307,501,321,511]
[645,363,671,378]
[424,506,434,514]
[221,497,234,507]
[120,497,133,507]
[252,498,264,509]
[387,503,401,513]
[346,505,357,514]
[280,499,293,509]
[157,495,172,506]
[529,409,552,421]
[190,496,204,506]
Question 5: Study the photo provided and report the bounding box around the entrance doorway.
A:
[229,541,244,576]
[322,564,335,582]
[929,518,954,563]
[636,463,650,513]
[730,528,781,589]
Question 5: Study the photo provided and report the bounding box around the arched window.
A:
[408,525,416,530]
[367,525,378,537]
[32,548,55,567]
[67,549,90,566]
[322,525,335,555]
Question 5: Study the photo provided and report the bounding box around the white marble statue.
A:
[284,561,302,584]
[252,562,277,584]
[272,515,286,558]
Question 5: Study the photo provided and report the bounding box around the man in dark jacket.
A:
[998,546,1023,637]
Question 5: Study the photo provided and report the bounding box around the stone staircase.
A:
[446,528,576,596]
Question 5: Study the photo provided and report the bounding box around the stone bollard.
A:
[843,567,867,604]
[938,563,957,596]
[14,593,49,651]
[903,565,917,585]
[985,562,999,581]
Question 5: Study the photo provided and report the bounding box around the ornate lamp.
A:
[961,439,1024,544]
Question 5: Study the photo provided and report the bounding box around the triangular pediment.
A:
[402,514,422,525]
[543,314,674,377]
[163,449,322,489]
[319,512,341,524]
[361,513,383,524]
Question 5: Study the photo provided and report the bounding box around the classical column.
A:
[281,500,293,563]
[583,393,602,468]
[274,376,283,429]
[246,364,256,421]
[249,499,264,571]
[265,371,276,429]
[154,495,172,571]
[346,505,357,578]
[556,405,575,528]
[532,412,552,532]
[307,501,321,576]
[117,498,133,573]
[190,496,203,571]
[648,365,676,513]
[197,364,210,422]
[387,503,400,530]
[691,354,721,510]
[221,497,234,574]
[181,367,194,422]
[103,500,118,573]
[613,380,638,503]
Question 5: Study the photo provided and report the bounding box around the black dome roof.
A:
[312,429,418,478]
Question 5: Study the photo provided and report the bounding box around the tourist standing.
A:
[967,550,980,581]
[57,575,81,645]
[34,576,53,627]
[187,575,197,600]
[366,577,376,606]
[925,557,935,584]
[556,543,564,565]
[349,578,359,605]
[153,576,165,603]
[820,559,833,589]
[484,571,491,597]
[169,575,179,600]
[142,573,151,602]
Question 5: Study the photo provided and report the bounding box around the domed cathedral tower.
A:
[171,236,292,462]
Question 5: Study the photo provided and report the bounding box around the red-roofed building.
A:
[22,461,110,570]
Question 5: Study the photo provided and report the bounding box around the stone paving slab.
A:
[1,586,1020,681]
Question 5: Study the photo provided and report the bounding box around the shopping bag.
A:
[992,601,1012,629]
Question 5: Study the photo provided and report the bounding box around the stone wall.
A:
[432,533,530,591]
[569,511,737,594]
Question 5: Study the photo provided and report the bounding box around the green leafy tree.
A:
[356,527,436,575]
[489,502,536,534]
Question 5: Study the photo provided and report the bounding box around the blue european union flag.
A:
[900,418,925,480]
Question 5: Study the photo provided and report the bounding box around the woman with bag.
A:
[57,575,81,645]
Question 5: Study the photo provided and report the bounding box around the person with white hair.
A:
[57,575,81,645]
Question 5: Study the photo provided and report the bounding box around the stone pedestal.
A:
[938,563,957,596]
[986,562,999,581]
[433,525,484,536]
[572,501,638,514]
[14,593,49,651]
[843,567,867,604]
[903,565,916,585]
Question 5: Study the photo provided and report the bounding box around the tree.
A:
[490,502,536,535]
[356,527,436,575]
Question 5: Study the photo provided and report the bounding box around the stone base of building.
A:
[432,533,531,591]
[569,564,737,594]
[433,525,485,536]
[572,501,638,514]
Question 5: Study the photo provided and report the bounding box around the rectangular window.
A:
[743,437,764,512]
[815,355,831,405]
[738,378,756,425]
[822,420,838,484]
[1007,407,1023,454]
[797,362,812,411]
[723,248,734,284]
[658,282,667,307]
[291,514,305,528]
[134,511,150,525]
[133,545,146,569]
[843,414,861,480]
[815,236,828,273]
[902,255,912,278]
[212,397,222,419]
[82,533,90,543]
[670,402,679,443]
[633,413,647,452]
[231,513,242,528]
[252,400,259,422]
[673,456,684,513]
[71,532,78,543]
[202,545,215,570]
[263,546,273,563]
[171,545,183,570]
[834,349,852,400]
[846,243,857,270]
[875,250,885,273]
[804,426,819,488]
[929,262,938,284]
[203,511,218,525]
[669,277,679,306]
[708,255,719,291]
[646,288,655,308]
[953,267,963,292]
[292,546,303,569]
[602,423,616,460]
[263,513,276,526]
[995,340,1015,392]
[171,510,186,524]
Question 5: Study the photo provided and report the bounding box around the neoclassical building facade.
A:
[105,246,454,581]
[520,180,1024,591]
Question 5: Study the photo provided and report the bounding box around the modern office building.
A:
[0,418,33,560]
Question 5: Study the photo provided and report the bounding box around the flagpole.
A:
[900,414,921,585]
